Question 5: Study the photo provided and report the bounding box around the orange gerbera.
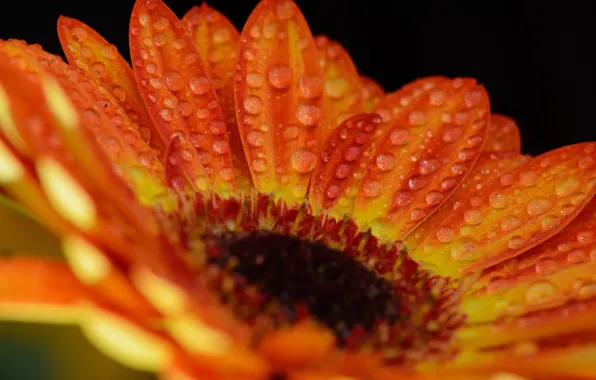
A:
[0,0,595,379]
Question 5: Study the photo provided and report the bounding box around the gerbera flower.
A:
[0,0,595,378]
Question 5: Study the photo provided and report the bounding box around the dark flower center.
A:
[204,230,400,346]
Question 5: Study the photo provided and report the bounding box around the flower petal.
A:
[352,77,490,240]
[360,75,384,112]
[129,0,237,194]
[462,197,596,324]
[0,49,162,259]
[484,113,521,157]
[309,77,448,217]
[56,16,166,155]
[0,40,172,209]
[0,257,86,324]
[183,4,252,191]
[315,35,364,141]
[234,0,323,204]
[407,142,596,278]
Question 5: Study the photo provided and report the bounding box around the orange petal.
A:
[309,77,448,217]
[352,77,491,240]
[57,16,166,155]
[234,0,323,204]
[406,142,596,278]
[360,75,384,112]
[183,5,252,191]
[308,113,385,216]
[462,197,596,324]
[315,35,364,141]
[484,113,521,157]
[0,257,87,323]
[0,40,172,209]
[129,0,236,194]
[0,48,161,260]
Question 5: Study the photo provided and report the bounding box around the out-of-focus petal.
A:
[407,142,596,278]
[184,4,252,191]
[0,39,173,209]
[0,257,86,323]
[315,35,364,141]
[234,0,323,204]
[350,77,490,241]
[484,114,521,157]
[129,0,237,195]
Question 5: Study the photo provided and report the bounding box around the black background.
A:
[1,0,595,156]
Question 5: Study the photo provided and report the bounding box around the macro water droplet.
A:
[519,171,538,187]
[295,104,323,126]
[246,130,265,147]
[425,191,445,206]
[268,64,293,90]
[419,158,439,175]
[252,158,267,172]
[389,129,409,146]
[343,146,361,162]
[525,281,556,304]
[189,76,210,95]
[299,76,323,99]
[284,126,299,140]
[246,72,264,88]
[436,227,455,243]
[450,238,477,261]
[276,0,298,20]
[464,209,482,225]
[409,110,427,125]
[489,192,508,209]
[555,177,580,197]
[212,139,230,154]
[507,236,524,249]
[163,69,183,91]
[408,176,427,191]
[376,152,396,171]
[243,95,263,115]
[325,77,349,99]
[362,180,382,197]
[291,148,317,173]
[527,197,553,216]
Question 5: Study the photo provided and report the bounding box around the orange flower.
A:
[0,0,595,379]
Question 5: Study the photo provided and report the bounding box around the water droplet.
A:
[220,167,235,181]
[464,90,483,108]
[268,64,293,89]
[541,215,561,230]
[90,61,107,79]
[442,125,463,142]
[376,152,396,171]
[525,281,556,303]
[507,236,524,249]
[295,104,322,126]
[555,177,580,197]
[425,191,445,206]
[409,110,427,125]
[489,192,508,209]
[246,130,265,147]
[276,0,298,20]
[389,129,409,146]
[464,209,482,225]
[436,227,455,243]
[429,90,446,106]
[527,197,553,216]
[326,184,340,199]
[162,69,183,91]
[153,16,169,31]
[246,72,264,88]
[567,249,587,264]
[501,216,521,232]
[519,171,538,187]
[251,158,267,172]
[111,85,126,102]
[189,76,210,95]
[159,108,173,121]
[419,158,440,175]
[393,191,413,207]
[138,13,150,26]
[212,139,230,154]
[334,164,350,179]
[325,77,349,99]
[343,146,361,162]
[579,156,594,169]
[408,176,427,191]
[299,76,323,99]
[362,180,382,197]
[212,28,231,44]
[243,95,263,115]
[284,126,299,140]
[290,148,317,173]
[450,238,477,260]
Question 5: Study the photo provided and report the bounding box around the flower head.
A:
[0,0,595,379]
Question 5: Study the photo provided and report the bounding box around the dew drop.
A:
[525,281,556,304]
[163,69,183,91]
[389,129,409,146]
[500,216,521,232]
[519,171,538,187]
[489,192,508,209]
[425,191,445,206]
[276,0,298,20]
[189,76,211,95]
[299,76,323,99]
[246,72,264,88]
[252,158,267,172]
[267,64,293,90]
[419,158,439,175]
[464,209,482,225]
[527,197,553,216]
[555,177,580,197]
[290,148,317,173]
[295,104,323,126]
[243,95,263,115]
[324,77,349,99]
[212,139,230,154]
[362,180,382,197]
[376,152,396,171]
[436,227,455,243]
[335,164,350,179]
[246,130,265,147]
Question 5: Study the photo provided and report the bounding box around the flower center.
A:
[204,230,401,346]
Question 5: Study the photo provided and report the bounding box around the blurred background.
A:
[0,0,595,379]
